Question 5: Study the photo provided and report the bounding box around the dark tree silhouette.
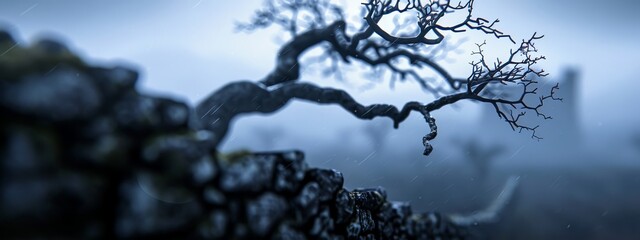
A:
[253,125,286,149]
[363,121,391,151]
[196,0,558,156]
[459,138,504,181]
[632,133,640,153]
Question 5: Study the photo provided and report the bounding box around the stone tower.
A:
[477,68,582,162]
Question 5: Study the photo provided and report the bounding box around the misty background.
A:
[2,0,639,239]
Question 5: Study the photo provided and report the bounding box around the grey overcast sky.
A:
[1,0,639,155]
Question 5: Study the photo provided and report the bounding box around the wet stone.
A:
[378,220,394,239]
[158,98,190,130]
[139,137,203,203]
[272,150,307,193]
[359,234,376,240]
[192,156,216,184]
[142,134,206,174]
[350,187,387,211]
[281,150,304,162]
[330,235,345,240]
[246,193,288,237]
[225,201,243,229]
[1,172,101,224]
[405,217,416,238]
[413,212,445,239]
[113,94,161,131]
[388,202,414,237]
[356,209,375,234]
[306,168,344,202]
[391,201,413,220]
[78,116,116,140]
[136,170,195,204]
[376,203,394,238]
[0,66,102,122]
[2,128,57,176]
[203,187,226,206]
[0,30,15,43]
[199,210,227,239]
[0,30,467,239]
[232,223,249,239]
[116,181,201,238]
[193,130,217,150]
[272,224,306,240]
[219,154,276,193]
[310,207,334,238]
[346,209,375,238]
[114,94,190,132]
[346,215,361,238]
[143,135,192,161]
[33,39,70,55]
[102,66,138,90]
[71,134,128,168]
[377,203,393,221]
[335,189,355,226]
[293,182,320,223]
[90,66,138,99]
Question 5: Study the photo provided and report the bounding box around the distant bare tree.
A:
[253,126,286,149]
[362,121,391,151]
[632,133,640,154]
[460,138,504,181]
[196,0,558,156]
[450,175,519,226]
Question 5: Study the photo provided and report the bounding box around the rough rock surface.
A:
[0,30,467,239]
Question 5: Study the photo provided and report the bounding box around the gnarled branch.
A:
[198,0,557,156]
[197,81,464,155]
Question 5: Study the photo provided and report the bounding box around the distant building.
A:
[477,68,582,162]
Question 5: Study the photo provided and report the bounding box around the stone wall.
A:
[0,30,465,239]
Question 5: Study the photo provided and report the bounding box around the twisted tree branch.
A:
[197,81,469,155]
[198,0,556,156]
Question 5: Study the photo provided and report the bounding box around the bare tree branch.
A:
[196,81,457,155]
[198,0,558,156]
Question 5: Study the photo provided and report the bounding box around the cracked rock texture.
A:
[0,30,466,239]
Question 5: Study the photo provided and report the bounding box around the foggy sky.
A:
[1,0,639,164]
